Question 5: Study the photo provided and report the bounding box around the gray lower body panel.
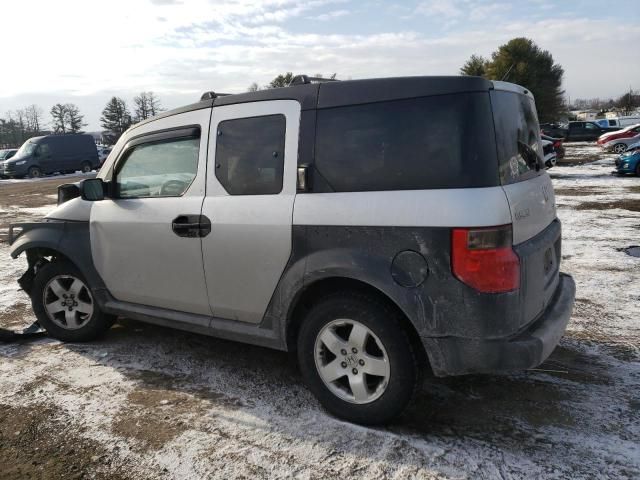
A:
[423,273,576,376]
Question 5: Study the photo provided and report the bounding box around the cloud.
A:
[1,0,638,130]
[310,9,350,21]
[414,0,463,18]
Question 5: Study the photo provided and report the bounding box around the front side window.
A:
[215,114,286,195]
[116,135,200,198]
[585,123,598,130]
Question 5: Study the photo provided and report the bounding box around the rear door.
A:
[201,100,300,323]
[491,87,559,327]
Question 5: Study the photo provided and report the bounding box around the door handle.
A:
[172,215,211,238]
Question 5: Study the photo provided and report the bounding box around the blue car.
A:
[615,144,640,176]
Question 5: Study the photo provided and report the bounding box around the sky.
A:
[1,0,639,130]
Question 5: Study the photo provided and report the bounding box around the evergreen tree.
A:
[461,38,566,122]
[100,97,132,143]
[460,54,488,77]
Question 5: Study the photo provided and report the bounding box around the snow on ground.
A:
[0,170,95,185]
[0,149,639,479]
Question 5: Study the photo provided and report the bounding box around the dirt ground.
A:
[0,152,639,479]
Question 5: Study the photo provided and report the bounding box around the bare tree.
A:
[25,104,44,133]
[247,82,260,92]
[133,91,163,122]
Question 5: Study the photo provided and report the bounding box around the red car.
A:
[597,123,640,148]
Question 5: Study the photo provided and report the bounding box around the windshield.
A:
[14,141,38,159]
[491,90,544,185]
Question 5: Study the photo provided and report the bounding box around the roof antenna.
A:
[501,63,515,81]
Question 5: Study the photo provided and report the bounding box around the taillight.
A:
[451,225,520,293]
[553,141,562,149]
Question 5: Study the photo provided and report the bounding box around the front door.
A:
[90,109,212,315]
[201,100,300,323]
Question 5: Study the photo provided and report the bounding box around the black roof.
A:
[131,76,493,130]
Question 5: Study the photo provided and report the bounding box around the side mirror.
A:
[80,178,106,201]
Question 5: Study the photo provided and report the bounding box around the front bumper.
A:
[423,273,576,376]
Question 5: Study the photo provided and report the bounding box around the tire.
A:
[31,260,114,342]
[28,166,42,178]
[636,163,640,177]
[80,162,92,173]
[613,143,627,154]
[297,292,418,425]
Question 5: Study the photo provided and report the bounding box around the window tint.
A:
[491,91,543,185]
[215,114,285,195]
[116,135,200,198]
[314,93,498,192]
[610,120,617,126]
[585,123,598,130]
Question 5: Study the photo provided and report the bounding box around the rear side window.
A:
[215,114,286,195]
[491,91,543,185]
[116,136,200,198]
[314,93,498,192]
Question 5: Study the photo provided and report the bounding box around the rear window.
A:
[314,93,498,192]
[491,90,543,185]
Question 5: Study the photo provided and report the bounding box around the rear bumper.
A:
[423,273,576,376]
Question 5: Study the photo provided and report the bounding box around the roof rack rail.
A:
[200,91,232,101]
[289,75,339,86]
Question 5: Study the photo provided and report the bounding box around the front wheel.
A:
[613,143,627,154]
[28,166,42,178]
[31,260,115,342]
[80,162,92,173]
[297,293,418,425]
[636,163,640,177]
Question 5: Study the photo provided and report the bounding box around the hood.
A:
[45,197,92,222]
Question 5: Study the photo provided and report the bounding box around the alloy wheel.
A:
[42,275,94,330]
[314,319,390,404]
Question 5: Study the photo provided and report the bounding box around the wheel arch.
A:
[285,276,429,372]
[10,222,106,296]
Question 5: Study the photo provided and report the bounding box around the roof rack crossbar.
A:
[289,75,339,86]
[200,91,232,101]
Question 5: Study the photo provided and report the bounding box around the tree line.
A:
[570,90,639,115]
[0,92,163,148]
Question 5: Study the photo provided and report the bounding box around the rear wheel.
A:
[613,143,627,154]
[31,260,114,342]
[297,292,418,425]
[28,166,42,178]
[80,162,92,173]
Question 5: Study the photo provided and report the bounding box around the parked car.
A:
[0,148,18,160]
[542,139,557,168]
[601,132,640,154]
[2,134,99,178]
[548,121,620,142]
[7,76,575,425]
[541,134,565,160]
[540,122,566,137]
[615,142,640,176]
[597,124,640,152]
[97,146,112,165]
[0,148,19,178]
[595,119,620,128]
